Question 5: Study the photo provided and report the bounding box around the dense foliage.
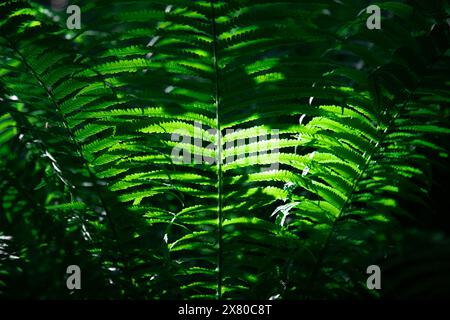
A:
[0,0,449,299]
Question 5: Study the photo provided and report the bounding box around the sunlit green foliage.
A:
[0,0,449,299]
